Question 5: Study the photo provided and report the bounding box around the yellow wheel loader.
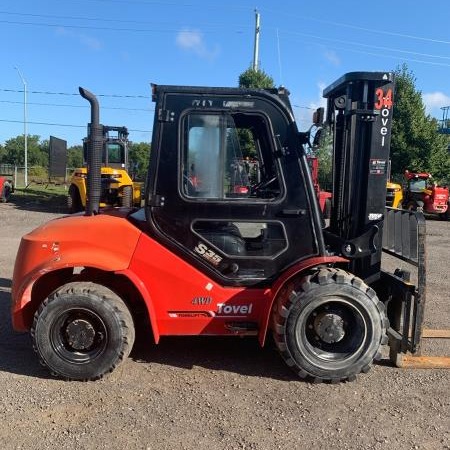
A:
[68,126,141,213]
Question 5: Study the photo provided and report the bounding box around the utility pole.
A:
[14,66,28,187]
[252,9,260,72]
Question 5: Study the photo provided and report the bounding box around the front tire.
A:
[67,185,83,213]
[272,268,388,383]
[32,282,135,381]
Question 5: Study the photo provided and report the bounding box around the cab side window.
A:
[182,112,281,200]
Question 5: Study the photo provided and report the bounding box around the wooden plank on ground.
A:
[421,329,450,339]
[395,354,450,369]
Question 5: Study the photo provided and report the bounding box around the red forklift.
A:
[11,72,430,382]
[307,154,332,219]
[403,170,449,219]
[0,175,13,202]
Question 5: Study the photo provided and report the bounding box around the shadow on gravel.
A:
[0,279,49,379]
[131,335,298,381]
[0,275,292,381]
[9,188,68,214]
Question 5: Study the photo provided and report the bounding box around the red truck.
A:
[403,170,449,219]
[0,176,13,202]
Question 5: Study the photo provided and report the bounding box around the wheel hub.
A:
[313,313,345,344]
[65,319,97,350]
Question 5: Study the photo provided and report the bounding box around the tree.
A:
[237,68,276,159]
[2,135,44,166]
[391,65,450,183]
[129,142,150,180]
[67,145,83,168]
[238,67,275,89]
[315,130,333,189]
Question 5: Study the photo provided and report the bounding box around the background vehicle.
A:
[307,155,332,219]
[386,181,403,208]
[12,72,427,383]
[304,108,332,219]
[0,176,13,202]
[67,125,141,212]
[403,170,449,219]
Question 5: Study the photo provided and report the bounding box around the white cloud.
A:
[293,82,327,131]
[175,29,219,61]
[324,50,340,66]
[56,27,102,51]
[422,91,450,117]
[309,82,328,110]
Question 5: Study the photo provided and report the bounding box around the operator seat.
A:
[194,221,246,256]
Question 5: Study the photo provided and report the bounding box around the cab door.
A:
[147,88,322,286]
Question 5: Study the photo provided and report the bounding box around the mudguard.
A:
[11,214,142,330]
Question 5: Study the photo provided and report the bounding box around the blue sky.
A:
[1,0,450,148]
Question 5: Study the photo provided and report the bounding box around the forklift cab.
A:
[82,125,129,170]
[146,86,325,285]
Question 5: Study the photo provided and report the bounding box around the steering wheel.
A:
[183,175,197,196]
[251,176,278,197]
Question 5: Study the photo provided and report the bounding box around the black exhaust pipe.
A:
[79,87,103,216]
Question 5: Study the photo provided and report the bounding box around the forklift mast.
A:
[323,72,395,283]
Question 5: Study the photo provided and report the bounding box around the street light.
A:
[14,66,28,187]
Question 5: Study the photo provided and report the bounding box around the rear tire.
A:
[272,268,388,383]
[31,282,135,381]
[121,185,133,207]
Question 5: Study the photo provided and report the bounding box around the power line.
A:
[0,88,148,98]
[0,18,247,34]
[262,7,450,46]
[58,0,250,12]
[315,42,450,68]
[0,118,151,133]
[0,10,251,30]
[280,30,450,61]
[1,88,315,110]
[0,99,154,112]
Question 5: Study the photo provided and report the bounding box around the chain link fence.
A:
[0,164,74,188]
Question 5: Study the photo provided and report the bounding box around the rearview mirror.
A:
[313,107,325,126]
[312,127,323,148]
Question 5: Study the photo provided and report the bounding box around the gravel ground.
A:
[0,196,448,450]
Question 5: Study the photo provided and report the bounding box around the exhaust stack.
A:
[79,87,103,216]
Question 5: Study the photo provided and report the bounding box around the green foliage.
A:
[2,134,45,166]
[129,142,151,180]
[67,145,83,168]
[316,130,333,188]
[28,166,48,179]
[391,64,450,183]
[237,67,275,158]
[238,68,275,89]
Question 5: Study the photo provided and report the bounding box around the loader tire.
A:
[121,185,133,208]
[272,268,388,383]
[31,282,135,381]
[67,185,83,213]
